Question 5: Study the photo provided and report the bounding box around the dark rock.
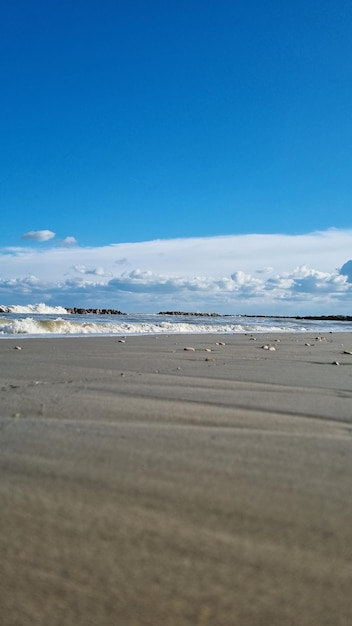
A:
[158,311,220,317]
[65,307,125,315]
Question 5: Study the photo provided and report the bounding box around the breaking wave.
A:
[0,316,302,336]
[0,303,68,314]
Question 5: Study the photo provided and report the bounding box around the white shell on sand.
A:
[14,346,22,350]
[184,347,196,351]
[262,344,276,351]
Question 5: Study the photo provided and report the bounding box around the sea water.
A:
[1,304,352,337]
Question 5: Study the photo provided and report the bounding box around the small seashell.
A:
[305,343,311,346]
[343,350,352,355]
[205,348,212,352]
[205,357,214,362]
[249,337,257,341]
[333,361,340,366]
[14,346,22,350]
[118,339,126,343]
[184,347,195,351]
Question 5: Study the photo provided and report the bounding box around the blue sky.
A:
[1,1,352,312]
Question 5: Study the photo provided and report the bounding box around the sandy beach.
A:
[1,332,352,625]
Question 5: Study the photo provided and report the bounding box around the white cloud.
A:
[60,236,78,247]
[73,265,111,277]
[2,228,352,313]
[340,260,352,282]
[21,230,55,242]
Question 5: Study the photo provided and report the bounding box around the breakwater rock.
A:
[295,315,352,321]
[158,311,221,317]
[65,308,126,315]
[240,314,352,322]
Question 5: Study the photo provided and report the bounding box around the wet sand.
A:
[1,333,352,625]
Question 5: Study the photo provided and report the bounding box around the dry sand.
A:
[1,333,352,625]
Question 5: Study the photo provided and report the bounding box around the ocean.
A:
[1,304,352,337]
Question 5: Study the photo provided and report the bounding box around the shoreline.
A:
[2,327,352,341]
[1,332,352,625]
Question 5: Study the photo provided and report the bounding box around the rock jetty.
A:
[65,308,125,315]
[240,314,352,322]
[294,315,352,321]
[158,311,220,317]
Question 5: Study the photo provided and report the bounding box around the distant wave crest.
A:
[0,303,68,314]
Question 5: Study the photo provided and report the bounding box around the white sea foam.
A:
[0,315,309,336]
[0,303,68,314]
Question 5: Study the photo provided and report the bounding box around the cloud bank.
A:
[2,229,352,314]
